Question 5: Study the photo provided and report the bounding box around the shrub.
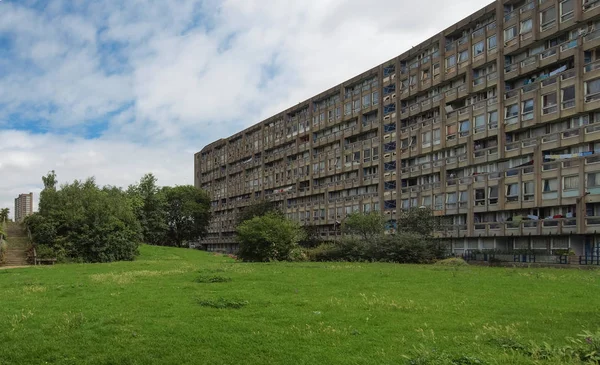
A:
[368,233,444,263]
[435,258,468,267]
[236,213,306,262]
[0,240,6,264]
[306,235,447,264]
[34,245,58,260]
[305,243,344,262]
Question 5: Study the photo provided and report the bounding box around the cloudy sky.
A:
[0,0,492,217]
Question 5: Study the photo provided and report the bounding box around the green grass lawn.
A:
[0,245,599,365]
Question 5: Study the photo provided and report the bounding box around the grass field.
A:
[0,245,599,365]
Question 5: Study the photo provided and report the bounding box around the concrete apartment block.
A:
[14,192,33,222]
[196,0,600,258]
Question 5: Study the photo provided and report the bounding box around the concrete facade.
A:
[196,0,600,258]
[14,193,33,223]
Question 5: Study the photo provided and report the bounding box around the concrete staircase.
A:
[2,222,30,267]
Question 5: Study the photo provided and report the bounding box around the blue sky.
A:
[0,0,492,217]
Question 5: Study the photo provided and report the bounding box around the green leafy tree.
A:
[342,212,385,241]
[163,185,211,247]
[236,200,282,226]
[127,173,168,245]
[0,208,9,223]
[24,213,57,246]
[236,212,306,262]
[396,207,437,237]
[25,173,142,263]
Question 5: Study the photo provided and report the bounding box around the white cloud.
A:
[0,0,493,218]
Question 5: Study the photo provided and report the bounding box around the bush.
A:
[26,173,142,263]
[305,243,344,262]
[368,233,443,263]
[236,213,306,262]
[435,257,468,266]
[306,234,447,264]
[34,245,58,260]
[0,240,6,264]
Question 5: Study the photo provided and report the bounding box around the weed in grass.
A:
[22,285,46,294]
[195,274,232,283]
[9,310,34,332]
[90,268,190,284]
[196,298,248,309]
[359,293,424,312]
[56,312,86,333]
[403,345,486,365]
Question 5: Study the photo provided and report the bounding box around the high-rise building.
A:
[14,192,33,222]
[196,0,600,257]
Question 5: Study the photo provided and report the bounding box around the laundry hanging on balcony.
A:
[544,151,594,160]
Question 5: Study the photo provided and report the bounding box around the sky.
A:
[0,0,493,218]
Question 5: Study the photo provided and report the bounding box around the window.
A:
[422,68,430,80]
[446,124,457,139]
[344,102,351,115]
[488,111,498,129]
[353,99,360,111]
[474,114,486,132]
[433,128,441,145]
[446,192,457,204]
[560,0,574,22]
[434,194,444,210]
[540,6,556,30]
[362,94,371,108]
[587,172,600,187]
[458,50,469,64]
[433,63,440,78]
[445,55,456,69]
[372,91,379,105]
[335,106,341,119]
[506,183,519,201]
[422,131,432,147]
[561,86,575,109]
[505,103,519,119]
[543,178,558,192]
[487,35,497,50]
[473,41,484,57]
[522,99,534,120]
[585,79,600,102]
[523,181,534,200]
[409,75,417,86]
[459,120,470,137]
[372,147,379,161]
[563,175,579,190]
[542,93,558,114]
[489,186,499,204]
[422,195,432,207]
[504,26,517,42]
[363,148,371,163]
[520,19,532,34]
[353,151,360,162]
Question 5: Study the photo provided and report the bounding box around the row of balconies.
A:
[436,217,600,238]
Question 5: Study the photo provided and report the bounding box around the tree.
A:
[0,208,9,223]
[236,200,281,226]
[127,173,168,245]
[396,207,437,237]
[163,185,211,247]
[236,212,305,262]
[25,173,142,263]
[342,212,385,241]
